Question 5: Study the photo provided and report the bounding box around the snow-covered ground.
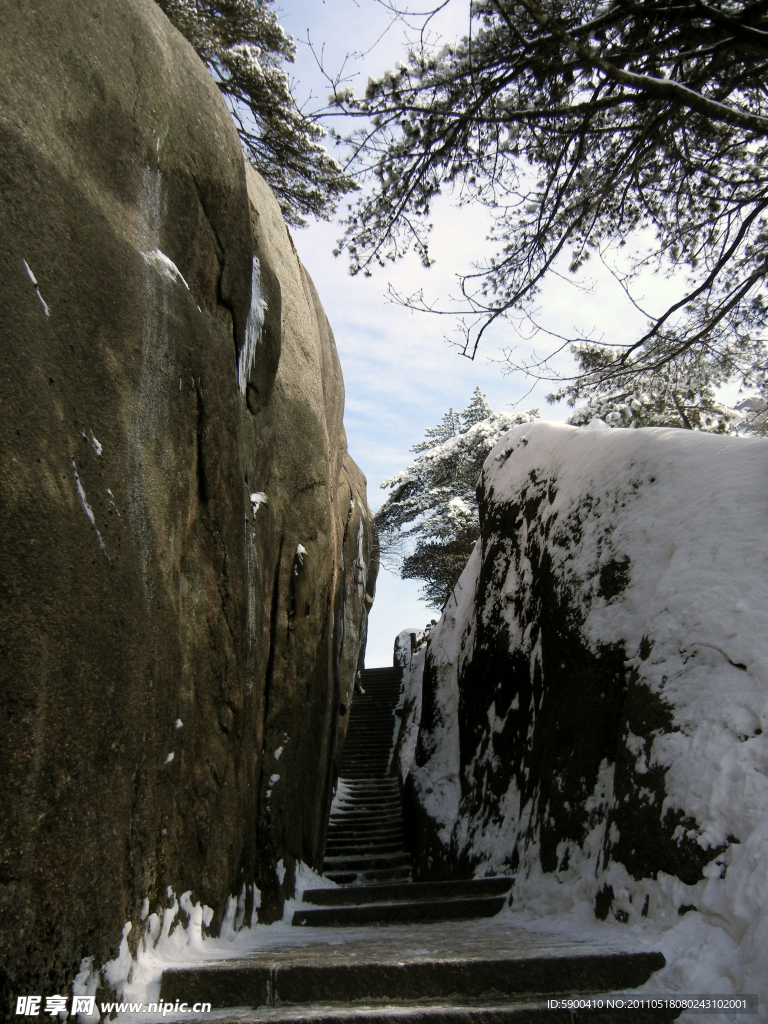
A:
[77,874,757,1023]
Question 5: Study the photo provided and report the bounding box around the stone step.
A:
[344,728,396,736]
[341,755,393,761]
[331,808,400,818]
[340,764,394,770]
[347,716,397,723]
[323,865,413,884]
[341,751,393,758]
[341,745,393,751]
[332,806,397,814]
[341,742,393,747]
[325,839,409,856]
[343,737,395,744]
[335,796,399,804]
[331,799,401,811]
[326,827,405,841]
[343,730,394,736]
[345,724,397,730]
[336,780,399,790]
[340,756,393,764]
[346,715,398,723]
[344,770,399,778]
[348,691,400,698]
[334,788,400,798]
[303,878,513,907]
[335,790,399,798]
[326,829,405,841]
[325,841,406,857]
[329,810,403,822]
[323,851,411,871]
[347,705,399,713]
[341,743,394,751]
[329,827,401,836]
[341,741,393,749]
[326,830,405,842]
[292,894,507,927]
[347,698,399,705]
[347,713,398,720]
[353,696,400,701]
[328,815,403,826]
[348,695,399,703]
[334,785,399,793]
[331,812,399,821]
[347,709,398,716]
[351,706,399,711]
[160,950,669,1011]
[339,770,393,778]
[343,735,394,742]
[347,705,398,712]
[341,749,394,755]
[346,703,399,710]
[347,703,399,709]
[329,803,401,816]
[349,703,400,709]
[330,822,401,831]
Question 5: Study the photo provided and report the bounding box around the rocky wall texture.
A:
[396,424,768,942]
[0,0,375,1006]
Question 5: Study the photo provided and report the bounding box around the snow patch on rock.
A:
[140,248,189,290]
[238,256,266,395]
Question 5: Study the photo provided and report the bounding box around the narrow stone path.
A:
[322,667,411,886]
[160,666,680,1021]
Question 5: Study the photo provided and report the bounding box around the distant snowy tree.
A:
[377,388,538,608]
[156,0,354,224]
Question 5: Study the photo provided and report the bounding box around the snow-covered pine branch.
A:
[156,0,355,224]
[334,0,768,400]
[558,356,768,434]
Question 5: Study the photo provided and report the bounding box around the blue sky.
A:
[273,0,688,664]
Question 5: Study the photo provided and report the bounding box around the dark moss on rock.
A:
[401,435,728,915]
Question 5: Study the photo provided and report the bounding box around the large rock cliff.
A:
[395,424,768,988]
[0,0,375,1006]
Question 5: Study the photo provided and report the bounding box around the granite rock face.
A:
[395,424,768,933]
[0,0,375,1005]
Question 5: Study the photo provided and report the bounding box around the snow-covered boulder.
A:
[397,422,768,992]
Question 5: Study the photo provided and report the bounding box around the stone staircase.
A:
[322,667,411,886]
[298,666,513,927]
[159,666,680,1022]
